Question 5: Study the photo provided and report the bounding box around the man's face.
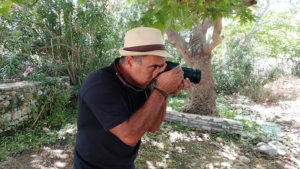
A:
[131,55,166,88]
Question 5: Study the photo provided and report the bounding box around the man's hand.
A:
[156,66,184,94]
[169,78,191,95]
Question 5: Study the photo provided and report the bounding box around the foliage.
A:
[1,0,120,85]
[0,54,24,80]
[0,116,76,161]
[217,96,237,119]
[0,0,26,18]
[212,4,300,95]
[213,38,256,94]
[167,90,188,111]
[129,0,256,32]
[31,79,71,127]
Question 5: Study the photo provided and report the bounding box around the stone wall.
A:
[0,77,70,133]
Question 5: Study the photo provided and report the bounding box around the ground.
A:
[0,76,299,169]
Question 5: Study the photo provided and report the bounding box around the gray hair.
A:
[120,55,146,65]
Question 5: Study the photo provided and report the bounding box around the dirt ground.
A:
[1,76,299,169]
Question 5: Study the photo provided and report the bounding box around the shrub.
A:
[292,61,300,78]
[213,38,255,94]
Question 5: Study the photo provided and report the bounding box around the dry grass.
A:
[241,76,300,103]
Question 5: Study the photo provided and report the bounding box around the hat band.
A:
[123,44,166,52]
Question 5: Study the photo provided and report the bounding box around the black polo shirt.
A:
[74,58,151,169]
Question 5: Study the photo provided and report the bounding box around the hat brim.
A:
[119,49,173,58]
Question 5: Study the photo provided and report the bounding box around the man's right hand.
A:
[155,66,184,94]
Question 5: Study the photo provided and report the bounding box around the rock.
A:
[1,113,12,121]
[24,93,33,100]
[239,156,250,164]
[18,94,25,101]
[205,163,214,169]
[221,162,231,168]
[255,135,269,143]
[255,141,287,157]
[202,133,211,141]
[0,100,10,108]
[213,162,221,167]
[212,155,222,160]
[10,91,16,97]
[256,143,278,157]
[257,142,265,147]
[190,162,197,167]
[37,90,43,96]
[268,141,287,156]
[216,137,223,142]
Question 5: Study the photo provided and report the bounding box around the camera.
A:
[163,61,201,84]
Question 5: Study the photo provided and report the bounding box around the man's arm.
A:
[148,98,167,133]
[110,90,167,146]
[110,66,184,146]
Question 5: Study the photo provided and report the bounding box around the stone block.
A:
[0,109,5,115]
[18,94,25,102]
[21,106,31,115]
[0,78,70,133]
[11,97,19,110]
[10,91,17,97]
[1,113,12,121]
[24,93,33,100]
[9,120,19,126]
[0,100,10,108]
[13,110,23,120]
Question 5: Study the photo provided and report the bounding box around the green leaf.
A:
[78,0,86,6]
[0,0,12,18]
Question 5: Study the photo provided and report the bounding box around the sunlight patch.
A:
[146,161,156,169]
[151,141,164,150]
[168,131,202,142]
[54,161,67,168]
[218,145,239,161]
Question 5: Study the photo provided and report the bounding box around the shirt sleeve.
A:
[82,82,129,131]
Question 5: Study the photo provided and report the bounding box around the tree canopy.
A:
[129,0,256,32]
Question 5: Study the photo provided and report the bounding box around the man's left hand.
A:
[169,78,191,95]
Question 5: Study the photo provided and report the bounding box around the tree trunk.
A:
[182,53,218,116]
[167,18,222,116]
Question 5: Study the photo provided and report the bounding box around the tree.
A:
[0,0,38,18]
[1,0,120,85]
[129,0,257,116]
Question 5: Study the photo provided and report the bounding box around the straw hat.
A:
[119,27,173,58]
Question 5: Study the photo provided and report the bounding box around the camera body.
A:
[163,61,201,84]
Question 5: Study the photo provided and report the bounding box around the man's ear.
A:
[126,56,135,67]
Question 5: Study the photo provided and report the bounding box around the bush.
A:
[1,0,120,85]
[28,78,72,128]
[213,38,255,94]
[0,54,24,80]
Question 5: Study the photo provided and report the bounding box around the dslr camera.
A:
[163,61,201,84]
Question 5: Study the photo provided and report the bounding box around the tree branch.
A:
[166,27,192,64]
[189,20,214,54]
[244,0,269,42]
[201,19,214,35]
[242,0,257,6]
[204,17,223,53]
[30,0,39,8]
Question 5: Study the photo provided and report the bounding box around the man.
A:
[73,27,191,169]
